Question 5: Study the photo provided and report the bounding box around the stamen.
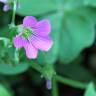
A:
[22,28,32,39]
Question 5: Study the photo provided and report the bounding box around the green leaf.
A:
[0,84,12,96]
[58,0,84,9]
[55,0,96,7]
[72,7,96,24]
[84,83,95,96]
[59,11,95,63]
[17,0,57,15]
[84,0,96,6]
[0,63,29,75]
[17,0,85,16]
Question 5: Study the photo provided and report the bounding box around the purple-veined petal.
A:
[3,4,11,11]
[24,42,38,59]
[30,35,53,51]
[23,16,37,28]
[34,19,51,36]
[13,35,24,48]
[0,0,8,3]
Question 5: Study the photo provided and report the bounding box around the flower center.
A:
[22,28,32,39]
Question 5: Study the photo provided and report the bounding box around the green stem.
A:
[54,75,88,89]
[52,77,59,96]
[29,61,42,73]
[11,0,17,27]
[30,62,88,89]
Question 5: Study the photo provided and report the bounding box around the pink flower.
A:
[0,0,11,11]
[13,16,53,59]
[0,0,20,11]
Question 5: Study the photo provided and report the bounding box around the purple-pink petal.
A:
[29,35,53,51]
[23,16,37,28]
[3,4,11,11]
[34,19,51,36]
[13,35,24,48]
[0,0,8,3]
[24,43,38,59]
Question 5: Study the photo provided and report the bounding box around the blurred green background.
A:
[1,0,96,96]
